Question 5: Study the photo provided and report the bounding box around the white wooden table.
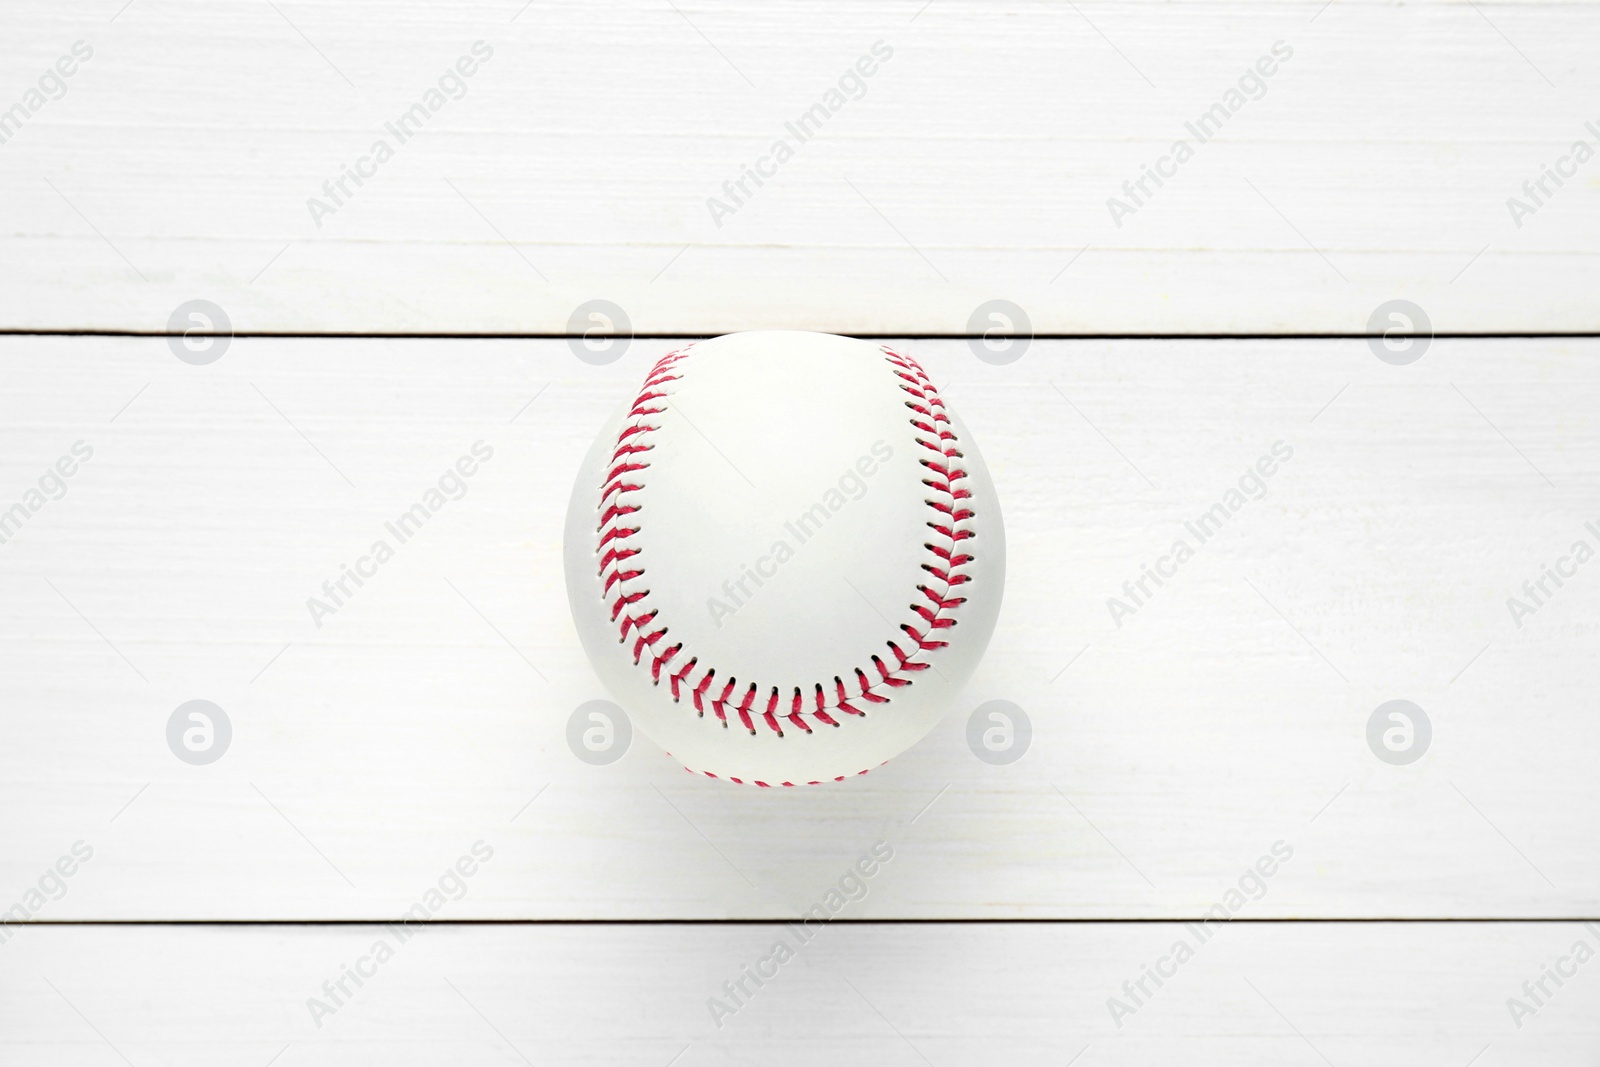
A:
[3,1,1598,1063]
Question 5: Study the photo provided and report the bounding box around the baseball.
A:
[564,331,1005,785]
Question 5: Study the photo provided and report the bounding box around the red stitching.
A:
[674,757,888,786]
[594,343,976,773]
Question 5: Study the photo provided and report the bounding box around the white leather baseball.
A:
[563,331,1005,785]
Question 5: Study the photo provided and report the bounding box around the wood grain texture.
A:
[1,336,1595,920]
[2,1,1598,332]
[3,923,1599,1064]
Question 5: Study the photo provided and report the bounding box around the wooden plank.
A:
[2,1,1598,332]
[2,922,1598,1064]
[1,335,1595,919]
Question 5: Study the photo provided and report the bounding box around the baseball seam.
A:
[594,344,975,786]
